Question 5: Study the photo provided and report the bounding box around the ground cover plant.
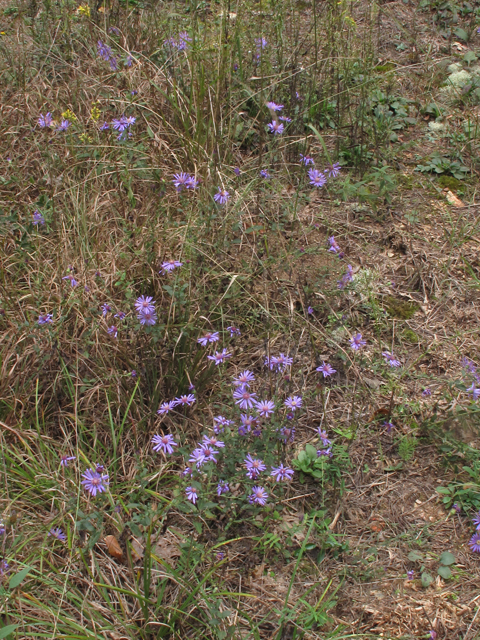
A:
[1,0,480,637]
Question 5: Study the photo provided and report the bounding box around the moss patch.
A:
[383,296,419,319]
[403,328,420,343]
[438,175,462,191]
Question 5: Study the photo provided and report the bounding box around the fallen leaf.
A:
[130,538,144,562]
[152,534,181,565]
[104,535,123,560]
[444,190,464,207]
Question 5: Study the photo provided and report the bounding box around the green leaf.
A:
[436,486,451,495]
[0,625,19,639]
[454,27,468,41]
[421,572,434,588]
[9,566,32,589]
[305,444,317,460]
[439,551,455,566]
[464,51,477,64]
[408,551,423,562]
[437,565,452,580]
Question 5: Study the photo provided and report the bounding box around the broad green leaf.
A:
[9,566,32,589]
[0,625,19,639]
[439,551,455,566]
[305,444,317,460]
[454,27,468,41]
[437,565,452,580]
[421,572,433,588]
[408,551,423,562]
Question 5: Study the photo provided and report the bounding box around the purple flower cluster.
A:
[316,362,336,378]
[157,393,196,415]
[164,31,192,51]
[306,163,341,188]
[135,296,157,326]
[337,264,353,289]
[111,115,136,140]
[382,351,401,367]
[469,510,480,552]
[33,210,45,225]
[97,40,119,71]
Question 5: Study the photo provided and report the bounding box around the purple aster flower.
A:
[279,425,295,443]
[81,468,109,497]
[135,296,156,314]
[307,306,314,315]
[324,162,341,178]
[107,326,118,338]
[234,167,241,176]
[199,444,218,463]
[383,421,395,433]
[266,101,284,111]
[260,169,271,179]
[0,524,5,536]
[249,486,268,505]
[214,188,230,205]
[271,464,294,482]
[279,116,292,122]
[32,210,45,225]
[407,570,414,580]
[472,511,480,530]
[125,116,136,126]
[317,429,331,445]
[131,370,137,378]
[138,309,157,326]
[452,503,461,513]
[112,116,129,132]
[316,362,336,378]
[152,433,178,454]
[48,527,67,542]
[56,119,71,132]
[157,401,176,415]
[239,414,256,434]
[160,259,183,274]
[186,486,198,504]
[284,396,302,411]
[308,168,327,188]
[189,448,206,466]
[245,454,266,479]
[233,388,257,409]
[109,56,119,71]
[467,383,480,400]
[197,331,220,346]
[125,55,133,67]
[182,466,193,477]
[101,303,111,316]
[202,435,225,448]
[217,481,229,496]
[114,311,126,320]
[175,394,196,407]
[350,333,366,350]
[328,236,340,253]
[267,121,284,135]
[429,631,437,640]
[461,357,477,374]
[233,370,255,387]
[300,154,315,166]
[469,533,480,552]
[216,551,225,560]
[0,560,9,577]
[60,454,76,467]
[422,388,432,397]
[38,313,53,325]
[38,112,53,128]
[207,349,231,365]
[213,415,233,432]
[227,325,241,336]
[100,122,109,131]
[272,353,293,372]
[382,351,401,367]
[317,447,333,458]
[62,275,78,287]
[255,399,275,418]
[264,355,278,370]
